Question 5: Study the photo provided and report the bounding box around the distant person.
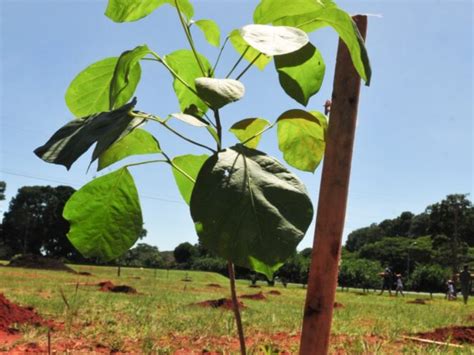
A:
[379,267,393,296]
[460,265,472,305]
[395,274,404,297]
[447,280,456,300]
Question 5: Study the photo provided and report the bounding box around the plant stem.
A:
[235,53,262,81]
[125,159,168,169]
[227,261,246,355]
[226,46,249,79]
[148,51,201,98]
[161,151,196,183]
[213,109,222,150]
[211,36,229,76]
[240,122,275,146]
[174,0,207,76]
[131,112,216,153]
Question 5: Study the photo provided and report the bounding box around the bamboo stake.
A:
[299,15,368,355]
[401,336,465,349]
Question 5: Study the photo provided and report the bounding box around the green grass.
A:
[0,264,472,353]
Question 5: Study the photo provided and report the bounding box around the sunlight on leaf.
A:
[190,145,313,279]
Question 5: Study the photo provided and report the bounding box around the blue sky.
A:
[1,0,472,252]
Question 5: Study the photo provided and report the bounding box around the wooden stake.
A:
[299,15,368,355]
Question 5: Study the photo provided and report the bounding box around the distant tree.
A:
[190,257,227,275]
[427,194,473,271]
[173,242,197,264]
[338,258,381,292]
[277,253,305,285]
[345,224,384,252]
[119,243,163,268]
[409,264,450,298]
[299,247,312,258]
[408,213,430,237]
[1,185,83,260]
[358,236,433,274]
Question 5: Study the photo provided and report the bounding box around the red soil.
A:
[77,271,92,276]
[0,293,50,333]
[268,290,282,295]
[194,298,245,310]
[98,281,137,294]
[407,298,428,305]
[240,292,266,300]
[416,326,474,344]
[206,283,222,288]
[333,302,345,309]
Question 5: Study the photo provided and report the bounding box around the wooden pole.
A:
[299,15,368,355]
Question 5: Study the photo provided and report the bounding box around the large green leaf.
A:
[194,19,221,47]
[229,29,271,71]
[195,78,245,109]
[253,0,328,24]
[65,57,140,117]
[98,128,161,171]
[277,109,326,172]
[34,99,141,170]
[63,167,142,261]
[274,42,325,106]
[229,118,270,149]
[171,154,209,205]
[163,50,212,114]
[272,7,370,85]
[110,45,150,109]
[190,145,313,279]
[240,24,309,56]
[105,0,194,23]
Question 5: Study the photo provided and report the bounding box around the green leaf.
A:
[171,112,208,127]
[274,8,370,85]
[34,99,141,170]
[195,78,245,109]
[194,19,221,47]
[171,154,209,205]
[63,167,143,261]
[240,24,309,56]
[163,50,212,114]
[229,118,270,149]
[253,0,327,24]
[277,109,326,172]
[98,128,161,171]
[66,57,140,117]
[274,42,325,106]
[110,45,150,109]
[105,0,194,23]
[229,29,271,71]
[190,145,313,279]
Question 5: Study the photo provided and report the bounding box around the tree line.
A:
[1,182,472,293]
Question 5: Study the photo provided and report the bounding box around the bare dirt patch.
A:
[98,281,137,294]
[268,290,281,295]
[407,298,429,305]
[416,326,474,344]
[0,293,51,333]
[194,298,245,310]
[206,283,222,288]
[333,302,345,309]
[7,254,75,273]
[240,292,266,300]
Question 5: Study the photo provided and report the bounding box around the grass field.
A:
[0,264,472,354]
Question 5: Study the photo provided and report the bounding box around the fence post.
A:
[299,15,368,355]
